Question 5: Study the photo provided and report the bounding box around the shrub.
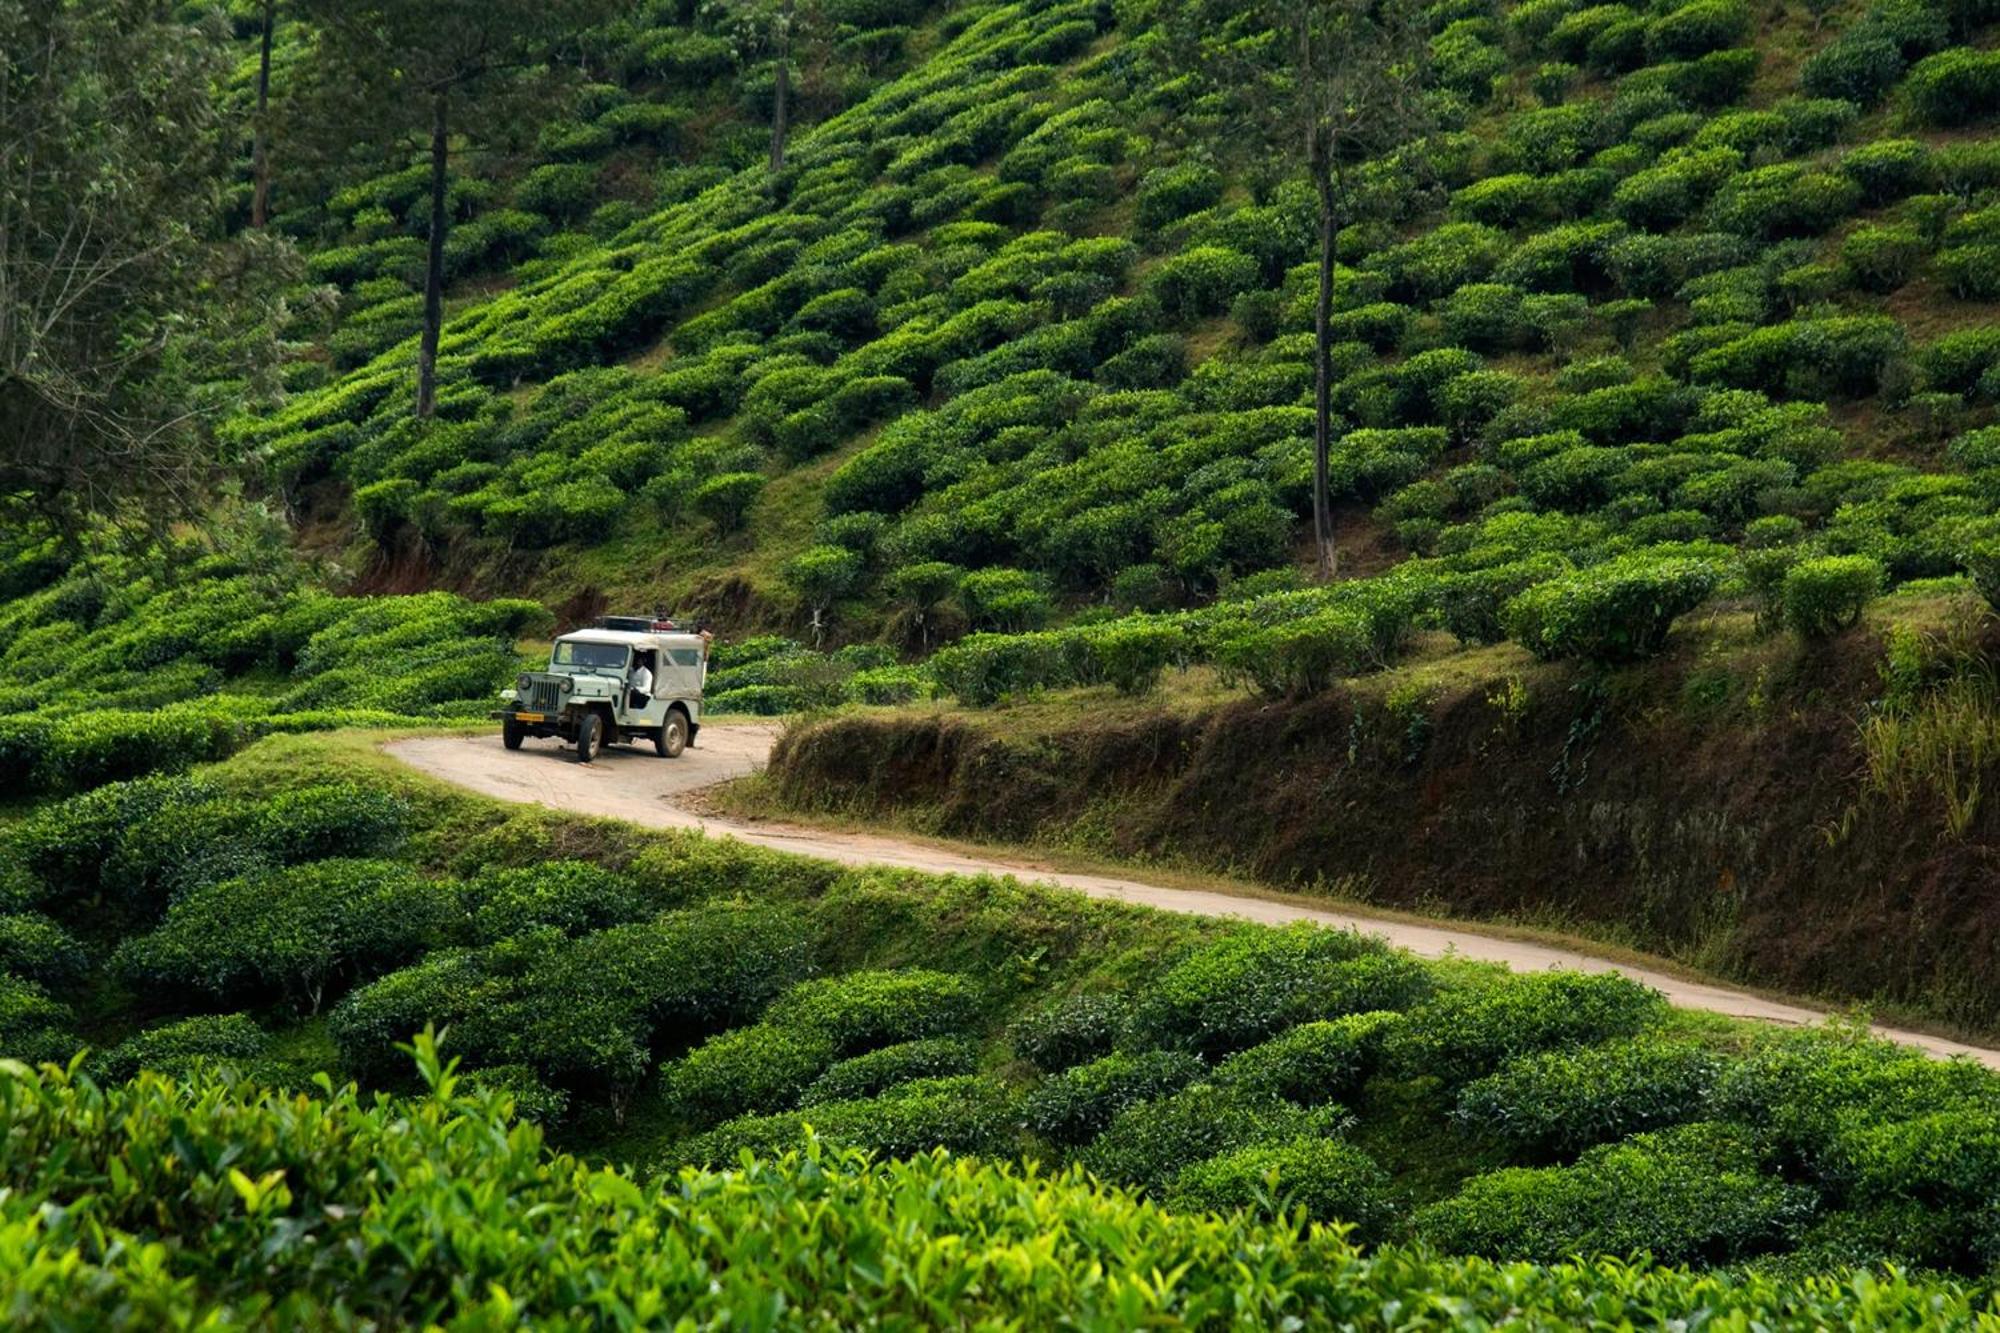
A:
[1503,554,1721,663]
[1921,328,2000,397]
[1842,225,1925,294]
[1147,247,1261,324]
[690,472,766,532]
[1645,0,1750,62]
[95,1013,270,1082]
[114,859,455,1013]
[1905,49,2000,128]
[1415,1123,1814,1265]
[661,1023,839,1126]
[1012,993,1128,1071]
[462,862,646,942]
[1453,1036,1723,1160]
[1214,610,1375,698]
[801,1039,979,1106]
[1841,140,1934,205]
[1213,1013,1404,1107]
[1707,165,1861,240]
[1082,622,1185,695]
[1136,162,1225,229]
[1170,1137,1396,1236]
[0,974,77,1064]
[254,782,409,864]
[1781,556,1883,639]
[1689,317,1906,399]
[1387,971,1667,1088]
[1025,1050,1207,1148]
[1708,1026,1997,1175]
[1938,245,2000,301]
[1963,539,2000,612]
[1802,33,1904,105]
[1435,558,1569,645]
[1079,1085,1338,1195]
[1124,925,1386,1060]
[959,568,1052,632]
[766,969,983,1055]
[0,913,88,986]
[677,1076,1022,1167]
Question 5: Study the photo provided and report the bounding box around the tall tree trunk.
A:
[769,0,793,174]
[416,90,449,420]
[250,0,276,228]
[1311,157,1338,582]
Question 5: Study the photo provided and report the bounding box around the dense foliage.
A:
[0,536,547,797]
[157,0,2000,707]
[11,744,2000,1291]
[9,1048,2000,1327]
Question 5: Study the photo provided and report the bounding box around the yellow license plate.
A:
[513,712,545,723]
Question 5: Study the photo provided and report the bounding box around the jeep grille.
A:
[523,676,563,714]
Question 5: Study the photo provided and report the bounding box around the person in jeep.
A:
[628,654,653,709]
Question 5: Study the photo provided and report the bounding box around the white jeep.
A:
[495,622,706,762]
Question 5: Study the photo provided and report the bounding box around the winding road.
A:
[387,725,2000,1069]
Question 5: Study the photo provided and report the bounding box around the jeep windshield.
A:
[550,640,629,674]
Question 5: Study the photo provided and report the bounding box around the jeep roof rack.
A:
[596,613,686,632]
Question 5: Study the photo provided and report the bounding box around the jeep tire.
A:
[656,709,688,758]
[502,716,525,751]
[574,711,603,764]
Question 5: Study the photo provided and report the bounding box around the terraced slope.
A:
[233,0,2000,697]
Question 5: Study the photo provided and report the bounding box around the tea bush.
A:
[0,914,88,987]
[1453,1036,1723,1160]
[676,1075,1022,1166]
[662,1023,841,1125]
[1780,555,1883,639]
[94,1013,273,1082]
[1024,1049,1207,1148]
[800,1038,980,1105]
[0,974,78,1064]
[1170,1137,1396,1236]
[765,969,983,1054]
[1416,1123,1815,1265]
[461,862,648,941]
[1212,1013,1405,1107]
[1011,992,1128,1071]
[1387,970,1668,1087]
[1079,1084,1345,1195]
[1124,925,1386,1059]
[114,859,456,1014]
[1503,554,1722,663]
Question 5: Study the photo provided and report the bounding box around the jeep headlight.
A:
[516,673,532,693]
[559,677,573,693]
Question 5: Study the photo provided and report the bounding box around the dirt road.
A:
[387,726,2000,1068]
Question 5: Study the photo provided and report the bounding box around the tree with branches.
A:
[296,0,617,418]
[0,0,296,544]
[1151,0,1435,580]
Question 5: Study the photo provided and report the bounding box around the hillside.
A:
[231,0,2000,690]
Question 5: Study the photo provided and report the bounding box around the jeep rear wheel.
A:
[502,717,525,751]
[574,711,603,763]
[656,709,688,758]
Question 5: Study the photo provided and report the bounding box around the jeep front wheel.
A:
[656,710,688,758]
[502,717,525,751]
[574,711,603,763]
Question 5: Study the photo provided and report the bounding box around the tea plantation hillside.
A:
[229,0,2000,710]
[0,532,549,800]
[11,735,2000,1293]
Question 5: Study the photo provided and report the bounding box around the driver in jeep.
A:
[628,655,653,709]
